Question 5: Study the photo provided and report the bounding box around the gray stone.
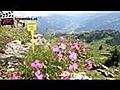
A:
[107,72,114,78]
[70,72,92,80]
[97,69,108,77]
[101,65,109,70]
[105,78,115,80]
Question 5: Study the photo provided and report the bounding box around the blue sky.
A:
[2,11,120,17]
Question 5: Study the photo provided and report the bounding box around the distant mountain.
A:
[74,13,120,32]
[36,15,75,34]
[35,13,120,34]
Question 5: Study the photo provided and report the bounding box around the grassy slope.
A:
[0,26,30,49]
[89,38,120,79]
[0,26,120,79]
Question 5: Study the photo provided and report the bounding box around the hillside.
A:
[0,26,120,80]
[76,29,120,46]
[36,13,120,34]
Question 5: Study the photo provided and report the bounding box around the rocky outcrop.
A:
[59,71,92,80]
[0,33,46,64]
[70,72,92,80]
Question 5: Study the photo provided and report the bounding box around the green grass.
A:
[0,26,120,80]
[0,26,31,49]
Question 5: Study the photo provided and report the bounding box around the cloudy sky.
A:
[2,11,120,17]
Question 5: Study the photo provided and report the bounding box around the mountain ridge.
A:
[34,13,120,34]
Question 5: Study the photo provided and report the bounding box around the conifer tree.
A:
[104,46,120,67]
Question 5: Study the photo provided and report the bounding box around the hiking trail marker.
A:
[27,21,37,53]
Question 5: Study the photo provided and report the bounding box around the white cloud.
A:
[2,11,120,17]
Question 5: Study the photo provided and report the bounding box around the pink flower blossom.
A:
[0,72,2,77]
[69,47,76,53]
[86,60,93,70]
[34,70,44,80]
[5,77,11,80]
[81,47,87,55]
[14,63,19,66]
[35,70,41,76]
[59,43,66,50]
[59,36,64,41]
[31,60,43,68]
[69,63,79,72]
[58,52,63,60]
[82,48,86,52]
[72,42,79,49]
[63,75,70,80]
[51,45,60,52]
[72,63,78,70]
[13,72,19,80]
[37,74,44,80]
[0,68,2,77]
[69,52,77,61]
[69,65,74,72]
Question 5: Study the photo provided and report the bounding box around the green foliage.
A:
[99,44,103,50]
[0,26,120,80]
[0,26,30,49]
[104,46,120,67]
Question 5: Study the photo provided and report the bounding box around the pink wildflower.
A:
[0,68,2,77]
[69,52,77,61]
[69,47,76,53]
[58,52,63,60]
[86,60,93,70]
[34,70,44,80]
[5,77,11,80]
[14,63,19,66]
[31,60,43,68]
[13,72,19,80]
[37,74,44,80]
[59,36,64,41]
[69,65,74,72]
[35,70,41,76]
[81,47,87,55]
[63,75,70,80]
[72,63,78,70]
[51,45,60,52]
[59,43,66,50]
[0,72,2,77]
[69,63,79,72]
[72,42,79,49]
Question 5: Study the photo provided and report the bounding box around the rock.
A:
[12,40,21,45]
[114,69,119,72]
[0,36,46,64]
[97,69,108,77]
[105,78,115,80]
[100,53,111,56]
[101,65,109,70]
[107,72,114,78]
[77,39,80,41]
[70,73,83,80]
[79,72,86,75]
[97,69,115,78]
[34,34,43,38]
[59,71,70,77]
[93,64,101,69]
[34,37,46,46]
[109,69,115,74]
[70,72,92,80]
[82,76,92,80]
[34,37,44,46]
[0,49,5,54]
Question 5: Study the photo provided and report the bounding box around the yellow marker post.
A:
[27,21,36,53]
